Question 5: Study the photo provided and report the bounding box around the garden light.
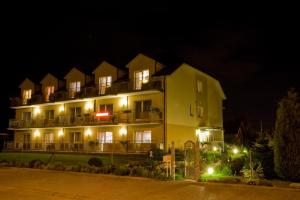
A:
[233,148,239,154]
[207,167,214,175]
[213,146,218,151]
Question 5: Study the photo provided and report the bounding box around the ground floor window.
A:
[45,133,54,144]
[135,130,151,143]
[97,132,113,143]
[70,132,82,143]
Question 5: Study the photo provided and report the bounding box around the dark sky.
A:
[1,4,299,133]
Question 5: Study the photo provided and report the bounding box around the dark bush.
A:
[230,157,245,175]
[72,164,81,172]
[88,157,103,167]
[29,159,44,168]
[114,165,130,176]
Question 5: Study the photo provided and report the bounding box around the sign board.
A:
[163,155,171,162]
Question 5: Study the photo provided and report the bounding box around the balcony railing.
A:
[3,140,161,153]
[10,78,164,107]
[9,110,163,129]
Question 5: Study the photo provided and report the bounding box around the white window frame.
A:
[22,89,32,105]
[134,69,149,90]
[99,76,112,95]
[135,130,151,144]
[69,81,81,98]
[97,132,113,144]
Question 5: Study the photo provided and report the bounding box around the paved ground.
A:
[0,168,299,200]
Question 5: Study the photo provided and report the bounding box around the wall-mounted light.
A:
[58,130,64,137]
[233,148,239,154]
[85,101,93,110]
[34,107,41,115]
[119,97,127,107]
[34,130,40,137]
[85,128,92,136]
[59,105,65,112]
[213,146,218,151]
[119,127,127,136]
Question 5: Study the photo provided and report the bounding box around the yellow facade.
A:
[8,54,225,153]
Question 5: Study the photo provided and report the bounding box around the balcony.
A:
[3,140,161,153]
[8,110,163,129]
[10,78,164,107]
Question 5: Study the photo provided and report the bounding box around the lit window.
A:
[135,130,151,143]
[69,81,81,98]
[97,132,113,143]
[22,89,32,105]
[44,86,54,101]
[134,69,149,90]
[45,133,54,144]
[197,80,203,93]
[99,76,112,95]
[99,104,113,115]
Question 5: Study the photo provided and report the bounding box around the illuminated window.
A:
[135,130,151,143]
[22,89,32,105]
[69,81,81,98]
[99,104,113,115]
[99,76,112,95]
[70,132,81,143]
[44,86,54,101]
[45,133,54,144]
[134,69,149,90]
[70,107,81,123]
[97,132,113,143]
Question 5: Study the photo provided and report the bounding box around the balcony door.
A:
[134,69,149,90]
[22,89,32,105]
[70,132,82,151]
[99,76,112,95]
[44,86,54,102]
[135,100,151,119]
[70,107,82,123]
[23,133,31,150]
[69,81,81,98]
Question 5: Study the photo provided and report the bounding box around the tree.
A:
[274,89,300,181]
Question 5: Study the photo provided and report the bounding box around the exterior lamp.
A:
[34,130,40,137]
[85,101,93,110]
[243,148,247,154]
[59,105,65,112]
[34,107,41,115]
[119,127,127,136]
[233,148,239,154]
[207,167,214,175]
[58,130,64,137]
[213,146,218,151]
[119,97,127,108]
[85,129,92,136]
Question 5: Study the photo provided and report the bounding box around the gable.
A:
[92,61,118,76]
[19,78,35,89]
[64,67,85,79]
[40,73,58,84]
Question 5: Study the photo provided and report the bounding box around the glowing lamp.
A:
[207,167,214,175]
[34,130,40,137]
[119,127,127,136]
[233,148,239,154]
[196,128,209,142]
[85,102,93,110]
[58,130,64,137]
[34,107,41,115]
[213,146,217,151]
[59,105,65,112]
[119,97,127,107]
[85,129,92,136]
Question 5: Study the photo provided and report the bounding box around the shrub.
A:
[130,166,148,177]
[29,159,44,168]
[216,163,232,176]
[230,157,245,175]
[80,163,92,173]
[88,157,103,167]
[114,165,130,176]
[47,162,65,171]
[72,164,81,172]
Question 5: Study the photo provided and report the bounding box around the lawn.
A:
[0,152,147,165]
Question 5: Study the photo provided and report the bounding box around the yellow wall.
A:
[40,73,58,94]
[93,61,125,87]
[19,78,35,96]
[64,68,86,88]
[126,53,165,80]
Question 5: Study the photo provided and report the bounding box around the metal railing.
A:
[3,140,162,153]
[10,78,164,107]
[9,110,163,129]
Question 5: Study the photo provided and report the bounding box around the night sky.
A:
[1,4,299,133]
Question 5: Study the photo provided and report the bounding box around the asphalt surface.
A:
[0,168,299,200]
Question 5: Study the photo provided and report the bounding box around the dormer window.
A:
[69,81,81,98]
[134,69,149,90]
[22,89,32,105]
[99,76,112,95]
[44,86,54,102]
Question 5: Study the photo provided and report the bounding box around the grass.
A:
[200,173,241,183]
[0,152,146,165]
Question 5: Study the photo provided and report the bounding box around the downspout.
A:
[163,75,167,152]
